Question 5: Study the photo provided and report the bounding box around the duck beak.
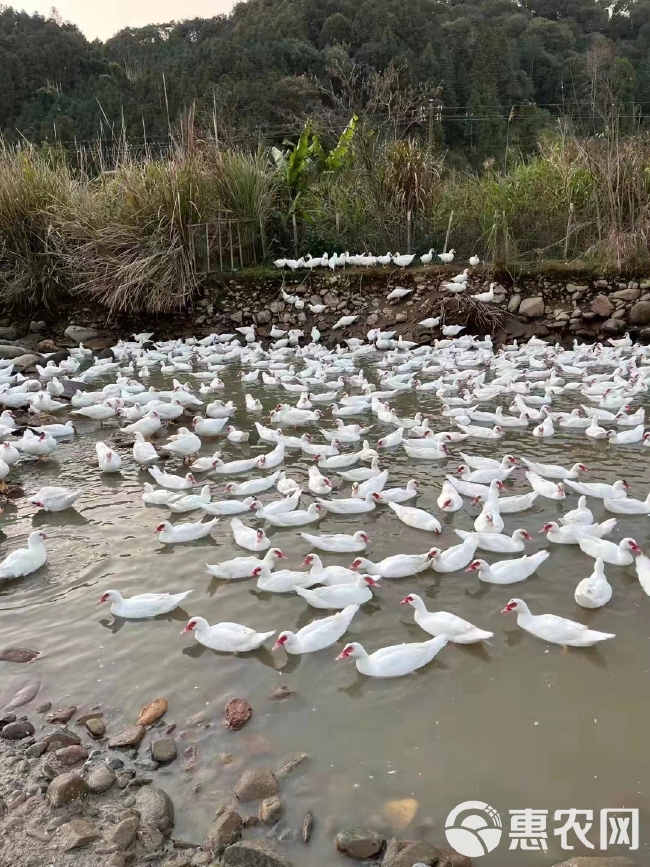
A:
[335,650,348,661]
[180,625,192,635]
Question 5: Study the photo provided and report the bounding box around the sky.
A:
[15,1,236,41]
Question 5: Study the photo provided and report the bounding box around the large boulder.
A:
[204,809,243,855]
[135,785,174,836]
[64,325,98,344]
[0,345,27,359]
[233,769,279,802]
[629,300,650,326]
[519,296,544,318]
[335,827,385,859]
[602,318,626,335]
[222,841,295,867]
[612,287,640,301]
[590,294,614,317]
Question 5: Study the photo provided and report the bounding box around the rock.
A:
[365,314,379,326]
[186,712,210,726]
[109,725,145,749]
[259,796,284,824]
[151,738,177,763]
[47,772,88,807]
[46,705,77,724]
[104,815,140,850]
[519,296,544,318]
[0,327,16,340]
[43,727,81,750]
[384,841,471,867]
[612,287,640,301]
[602,318,626,335]
[4,679,40,709]
[323,292,338,306]
[0,720,35,740]
[395,313,407,322]
[0,345,28,359]
[550,860,635,867]
[269,686,295,701]
[629,300,650,325]
[86,717,106,738]
[507,294,521,313]
[87,764,116,794]
[274,751,308,780]
[221,841,295,867]
[224,698,252,731]
[58,818,99,850]
[106,857,126,867]
[137,698,168,726]
[254,310,270,326]
[55,744,89,765]
[136,785,175,836]
[205,809,243,855]
[335,827,385,859]
[13,353,43,372]
[25,742,47,758]
[29,320,46,332]
[0,713,16,725]
[383,798,418,830]
[64,325,98,344]
[595,279,610,288]
[37,339,58,353]
[613,309,627,320]
[590,294,614,316]
[35,701,51,713]
[233,769,279,802]
[229,310,244,325]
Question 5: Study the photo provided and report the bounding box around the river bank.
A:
[1,266,650,359]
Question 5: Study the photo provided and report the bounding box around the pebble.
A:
[25,742,47,758]
[46,705,77,724]
[0,720,35,740]
[151,737,177,763]
[259,796,284,824]
[107,757,125,770]
[86,717,106,738]
[122,795,136,808]
[88,764,117,794]
[108,725,146,749]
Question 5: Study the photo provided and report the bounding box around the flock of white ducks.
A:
[0,306,649,676]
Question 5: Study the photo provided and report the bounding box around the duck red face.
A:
[501,600,518,614]
[154,523,166,533]
[302,555,315,567]
[359,533,369,543]
[181,619,198,635]
[540,523,554,533]
[96,592,110,605]
[400,595,414,605]
[272,634,289,651]
[350,558,362,569]
[256,530,265,541]
[466,560,481,572]
[336,644,354,661]
[252,567,263,577]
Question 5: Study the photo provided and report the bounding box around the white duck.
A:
[437,479,463,512]
[387,502,441,533]
[155,518,218,544]
[603,491,650,514]
[96,441,122,473]
[540,518,617,544]
[400,594,493,643]
[635,552,650,596]
[264,503,325,527]
[181,617,275,652]
[565,479,629,500]
[351,550,435,578]
[294,575,379,609]
[429,537,479,573]
[161,427,202,461]
[29,486,83,512]
[336,636,447,677]
[521,458,587,480]
[466,550,549,584]
[532,415,555,438]
[308,465,333,495]
[273,604,360,654]
[98,589,193,618]
[253,564,320,592]
[0,530,47,579]
[226,425,250,443]
[19,431,58,459]
[299,531,369,553]
[224,472,281,496]
[560,496,594,525]
[491,491,539,513]
[454,528,531,553]
[213,456,259,475]
[277,473,300,495]
[253,489,301,517]
[585,415,608,440]
[578,536,639,565]
[169,485,212,513]
[501,598,615,646]
[141,483,181,506]
[608,424,646,445]
[302,554,359,586]
[574,558,612,609]
[149,466,196,490]
[132,431,159,466]
[231,517,270,551]
[206,548,285,580]
[317,493,376,515]
[374,480,419,504]
[525,471,566,500]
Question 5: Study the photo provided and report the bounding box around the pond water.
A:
[0,350,648,866]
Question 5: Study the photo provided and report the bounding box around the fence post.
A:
[228,220,235,270]
[407,210,412,254]
[443,210,454,254]
[205,223,210,275]
[564,202,575,260]
[502,210,509,265]
[292,214,298,258]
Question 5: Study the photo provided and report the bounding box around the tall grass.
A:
[0,125,649,317]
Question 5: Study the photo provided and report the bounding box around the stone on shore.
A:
[108,725,145,748]
[259,796,284,824]
[47,772,88,807]
[64,325,98,344]
[382,839,471,867]
[222,841,295,867]
[224,697,252,730]
[151,737,177,763]
[274,751,308,780]
[137,697,168,726]
[383,798,419,830]
[519,296,544,318]
[204,809,243,855]
[602,318,626,334]
[233,769,279,802]
[58,818,100,850]
[42,727,81,750]
[87,764,116,793]
[136,785,175,835]
[0,720,35,740]
[335,827,385,859]
[86,717,106,738]
[46,705,77,724]
[104,815,140,850]
[55,744,89,765]
[590,294,614,316]
[0,345,27,359]
[630,300,650,325]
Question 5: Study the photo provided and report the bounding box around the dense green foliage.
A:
[0,0,649,164]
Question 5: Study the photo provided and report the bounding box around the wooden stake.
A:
[443,210,454,254]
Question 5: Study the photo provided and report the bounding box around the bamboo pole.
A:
[205,223,210,275]
[443,210,454,254]
[564,202,574,260]
[292,214,298,258]
[229,220,235,270]
[406,210,412,254]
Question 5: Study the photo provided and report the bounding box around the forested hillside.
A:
[1,0,649,163]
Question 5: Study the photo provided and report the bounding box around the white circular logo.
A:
[445,800,502,857]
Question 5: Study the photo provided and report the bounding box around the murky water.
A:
[0,356,649,866]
